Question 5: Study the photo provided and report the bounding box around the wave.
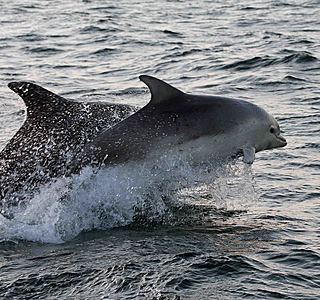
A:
[163,30,183,37]
[221,51,318,71]
[80,25,118,33]
[91,47,118,56]
[22,46,64,55]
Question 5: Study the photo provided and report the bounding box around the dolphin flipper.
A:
[243,147,255,164]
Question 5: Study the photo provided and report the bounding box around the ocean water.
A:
[0,0,319,299]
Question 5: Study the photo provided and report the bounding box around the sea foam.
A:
[0,155,256,243]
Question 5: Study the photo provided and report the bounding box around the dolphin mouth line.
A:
[276,135,287,146]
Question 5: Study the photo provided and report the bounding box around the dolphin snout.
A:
[276,134,287,147]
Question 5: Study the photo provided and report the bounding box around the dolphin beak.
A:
[276,134,287,147]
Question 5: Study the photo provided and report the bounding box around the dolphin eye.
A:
[270,127,275,134]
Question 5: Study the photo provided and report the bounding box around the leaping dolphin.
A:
[0,75,286,218]
[80,75,287,169]
[0,82,136,214]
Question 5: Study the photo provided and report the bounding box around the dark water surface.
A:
[0,0,319,299]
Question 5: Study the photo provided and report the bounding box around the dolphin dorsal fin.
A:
[8,81,69,117]
[139,75,184,105]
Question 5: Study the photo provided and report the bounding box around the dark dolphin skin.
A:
[0,82,136,216]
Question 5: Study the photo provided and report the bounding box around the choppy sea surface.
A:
[0,0,319,299]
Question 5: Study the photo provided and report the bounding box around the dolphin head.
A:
[253,110,287,152]
[172,97,287,164]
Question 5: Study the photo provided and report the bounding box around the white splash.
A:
[0,155,257,244]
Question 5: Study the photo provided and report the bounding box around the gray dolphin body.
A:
[81,75,287,168]
[0,82,136,214]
